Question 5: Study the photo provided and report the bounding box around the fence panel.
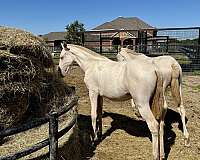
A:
[82,27,200,72]
[0,96,78,160]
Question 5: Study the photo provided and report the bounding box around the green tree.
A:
[65,20,85,45]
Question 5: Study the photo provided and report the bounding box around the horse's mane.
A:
[67,44,108,60]
[121,48,143,55]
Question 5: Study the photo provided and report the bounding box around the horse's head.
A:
[116,48,127,62]
[58,42,75,77]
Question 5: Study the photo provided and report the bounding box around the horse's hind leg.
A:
[171,64,189,145]
[131,99,142,118]
[178,87,190,146]
[89,90,98,141]
[160,97,168,159]
[136,103,160,160]
[97,95,103,139]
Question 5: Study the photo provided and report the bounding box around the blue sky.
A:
[0,0,199,35]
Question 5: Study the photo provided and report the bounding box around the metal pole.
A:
[138,31,141,52]
[166,36,169,53]
[144,31,147,54]
[197,28,200,64]
[49,112,58,160]
[100,32,102,54]
[198,28,200,45]
[81,32,85,46]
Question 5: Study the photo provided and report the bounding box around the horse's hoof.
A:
[160,154,165,160]
[184,138,190,147]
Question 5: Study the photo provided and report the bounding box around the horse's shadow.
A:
[77,108,187,160]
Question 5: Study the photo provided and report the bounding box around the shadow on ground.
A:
[78,108,188,160]
[30,127,81,160]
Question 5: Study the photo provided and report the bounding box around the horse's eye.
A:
[60,56,64,60]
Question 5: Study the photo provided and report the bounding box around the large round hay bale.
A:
[0,27,79,159]
[0,94,28,128]
[0,50,37,129]
[27,75,76,118]
[0,27,75,129]
[0,26,54,68]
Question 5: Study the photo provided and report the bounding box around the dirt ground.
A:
[64,66,200,160]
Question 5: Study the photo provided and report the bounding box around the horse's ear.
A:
[61,43,64,49]
[63,42,67,48]
[62,42,70,50]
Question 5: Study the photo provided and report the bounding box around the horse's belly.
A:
[103,93,132,101]
[100,86,132,101]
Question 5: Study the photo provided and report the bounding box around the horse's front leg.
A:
[131,99,142,119]
[89,90,98,141]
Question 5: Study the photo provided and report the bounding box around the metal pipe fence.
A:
[0,96,78,160]
[82,27,200,72]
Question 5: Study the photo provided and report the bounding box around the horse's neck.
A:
[72,52,102,72]
[72,54,89,72]
[71,47,110,72]
[122,52,135,59]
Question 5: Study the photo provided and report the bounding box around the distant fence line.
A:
[81,27,200,72]
[0,96,78,160]
[49,27,200,72]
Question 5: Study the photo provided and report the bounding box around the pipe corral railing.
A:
[50,27,200,72]
[0,96,78,160]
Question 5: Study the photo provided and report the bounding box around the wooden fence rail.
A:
[0,96,78,160]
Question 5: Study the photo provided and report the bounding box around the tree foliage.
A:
[178,38,199,45]
[65,20,85,45]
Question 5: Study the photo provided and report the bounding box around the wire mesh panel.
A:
[83,27,200,72]
[155,28,200,72]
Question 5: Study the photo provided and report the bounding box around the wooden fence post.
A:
[49,112,58,160]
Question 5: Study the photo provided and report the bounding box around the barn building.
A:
[41,32,66,53]
[42,17,157,53]
[86,17,156,49]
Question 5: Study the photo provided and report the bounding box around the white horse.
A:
[58,43,166,159]
[116,47,189,146]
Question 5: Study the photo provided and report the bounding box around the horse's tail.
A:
[151,69,164,121]
[171,63,182,106]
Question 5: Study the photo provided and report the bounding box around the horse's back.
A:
[153,56,179,67]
